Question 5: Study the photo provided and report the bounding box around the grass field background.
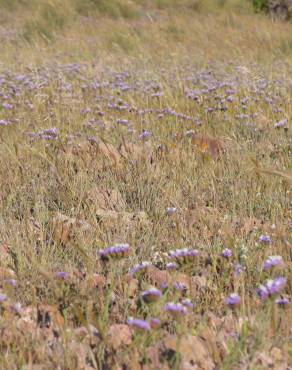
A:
[0,1,291,369]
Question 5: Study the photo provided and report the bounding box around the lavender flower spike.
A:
[127,317,151,331]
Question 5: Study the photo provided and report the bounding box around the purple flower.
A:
[129,261,151,275]
[256,284,269,300]
[221,248,232,258]
[166,207,177,216]
[55,271,69,280]
[139,130,152,141]
[274,118,288,128]
[225,293,241,306]
[141,288,162,303]
[169,248,199,264]
[259,235,272,244]
[5,279,17,287]
[116,118,129,126]
[164,302,188,316]
[266,277,287,295]
[263,256,283,271]
[150,318,161,329]
[173,282,187,292]
[257,277,287,299]
[127,317,151,331]
[166,262,178,270]
[275,297,289,306]
[0,293,7,303]
[181,298,194,308]
[100,243,130,260]
[2,102,13,110]
[234,264,244,277]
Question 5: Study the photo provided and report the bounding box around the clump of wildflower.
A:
[259,235,272,244]
[257,277,287,299]
[166,207,177,216]
[141,288,162,303]
[181,298,194,308]
[127,317,151,331]
[263,256,283,271]
[225,293,241,307]
[169,248,199,264]
[221,248,232,258]
[150,318,161,329]
[129,261,151,275]
[164,302,188,316]
[100,243,130,260]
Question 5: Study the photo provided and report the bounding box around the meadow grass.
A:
[0,1,291,369]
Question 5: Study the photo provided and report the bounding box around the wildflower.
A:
[164,302,188,316]
[116,118,129,126]
[129,261,151,275]
[221,248,232,258]
[5,279,17,287]
[0,293,7,303]
[100,243,130,260]
[166,207,177,216]
[169,248,199,264]
[2,102,13,110]
[55,271,69,280]
[173,282,187,293]
[166,262,178,270]
[266,277,287,295]
[257,277,287,299]
[139,130,152,141]
[274,118,288,128]
[259,235,272,244]
[275,297,289,307]
[127,317,151,331]
[150,318,161,329]
[225,293,241,306]
[141,288,162,303]
[181,298,194,308]
[234,264,244,277]
[263,256,283,271]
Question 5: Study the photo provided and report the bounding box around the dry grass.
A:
[0,1,291,369]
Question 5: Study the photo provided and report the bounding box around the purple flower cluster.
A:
[263,256,283,271]
[164,302,188,316]
[256,277,287,299]
[169,248,199,263]
[225,293,241,306]
[259,235,272,245]
[221,248,232,258]
[129,261,151,275]
[127,317,151,331]
[100,243,130,260]
[141,288,162,303]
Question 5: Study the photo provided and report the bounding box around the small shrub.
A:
[252,0,267,12]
